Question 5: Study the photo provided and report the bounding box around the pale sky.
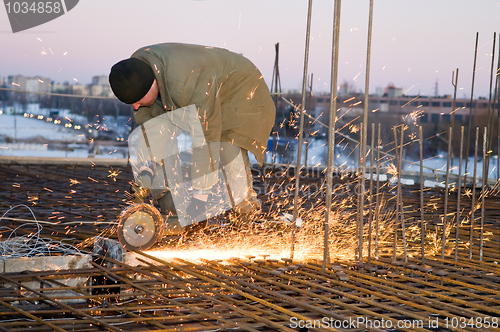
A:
[1,0,499,98]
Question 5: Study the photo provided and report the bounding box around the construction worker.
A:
[109,43,276,232]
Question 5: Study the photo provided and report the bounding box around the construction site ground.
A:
[1,157,500,331]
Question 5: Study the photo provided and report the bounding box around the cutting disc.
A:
[117,204,163,251]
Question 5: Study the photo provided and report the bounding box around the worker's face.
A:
[132,80,158,111]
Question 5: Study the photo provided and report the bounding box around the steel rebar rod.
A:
[442,127,452,259]
[398,127,408,262]
[375,123,381,258]
[0,298,67,332]
[171,260,342,331]
[367,122,375,265]
[375,257,500,291]
[309,260,497,323]
[419,126,425,264]
[381,258,500,298]
[304,263,475,330]
[359,0,374,265]
[237,263,432,331]
[497,35,500,180]
[348,261,500,318]
[304,73,313,169]
[322,0,342,272]
[357,124,364,262]
[318,268,488,326]
[132,258,295,332]
[450,69,459,152]
[487,33,497,156]
[281,96,454,176]
[132,251,338,330]
[469,127,479,260]
[493,35,500,180]
[0,274,121,332]
[202,259,428,332]
[480,127,488,261]
[271,43,282,165]
[465,32,479,187]
[455,126,464,261]
[89,260,260,332]
[392,126,400,262]
[290,0,314,260]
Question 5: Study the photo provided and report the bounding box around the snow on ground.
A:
[0,113,127,159]
[0,113,86,142]
[404,155,499,179]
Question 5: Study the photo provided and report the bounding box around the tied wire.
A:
[0,204,85,258]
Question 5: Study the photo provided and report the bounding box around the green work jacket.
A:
[131,43,276,165]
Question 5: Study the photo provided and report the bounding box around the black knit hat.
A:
[109,58,155,104]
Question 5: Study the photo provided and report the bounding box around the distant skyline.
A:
[1,1,500,98]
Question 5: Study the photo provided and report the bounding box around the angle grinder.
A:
[117,203,185,251]
[116,203,164,251]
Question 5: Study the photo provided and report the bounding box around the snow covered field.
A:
[0,113,127,159]
[0,113,86,142]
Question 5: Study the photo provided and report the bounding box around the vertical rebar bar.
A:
[305,73,313,169]
[469,127,479,260]
[419,126,425,264]
[497,36,500,180]
[442,127,452,259]
[451,69,459,138]
[367,122,375,265]
[455,126,464,261]
[359,0,374,266]
[465,33,479,187]
[493,36,500,180]
[357,125,364,262]
[480,127,488,262]
[290,0,314,260]
[375,123,381,258]
[322,0,341,272]
[271,43,282,165]
[392,126,400,263]
[398,127,408,262]
[487,33,497,156]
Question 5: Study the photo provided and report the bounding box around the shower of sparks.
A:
[139,165,404,264]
